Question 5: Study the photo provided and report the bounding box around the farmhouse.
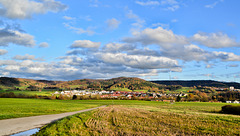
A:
[233,100,239,104]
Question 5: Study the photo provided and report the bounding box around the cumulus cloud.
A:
[39,42,49,48]
[0,49,7,55]
[0,0,67,19]
[0,58,165,80]
[106,18,120,30]
[58,56,83,66]
[103,43,136,52]
[97,52,180,69]
[13,54,44,61]
[192,32,239,48]
[213,51,240,61]
[123,27,188,49]
[161,44,213,62]
[0,28,35,47]
[1,60,79,80]
[70,40,101,48]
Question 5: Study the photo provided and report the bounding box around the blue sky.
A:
[0,0,240,82]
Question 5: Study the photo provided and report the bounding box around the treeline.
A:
[152,80,240,89]
[217,91,240,101]
[221,105,240,115]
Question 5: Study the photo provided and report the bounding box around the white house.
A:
[226,101,232,103]
[233,100,239,104]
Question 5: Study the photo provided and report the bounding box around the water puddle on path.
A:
[11,128,40,136]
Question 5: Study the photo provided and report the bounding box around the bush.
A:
[221,105,240,115]
[72,95,77,100]
[58,94,65,100]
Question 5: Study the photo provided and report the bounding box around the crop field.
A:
[32,100,240,136]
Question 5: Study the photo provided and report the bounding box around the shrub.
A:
[221,105,240,115]
[58,94,65,100]
[72,95,77,100]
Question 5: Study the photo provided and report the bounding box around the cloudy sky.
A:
[0,0,240,82]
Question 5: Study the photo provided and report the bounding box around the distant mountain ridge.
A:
[151,80,240,89]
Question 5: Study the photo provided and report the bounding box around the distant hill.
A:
[0,77,167,91]
[151,80,240,89]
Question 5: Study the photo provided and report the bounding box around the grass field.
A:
[34,102,240,136]
[1,98,240,135]
[0,98,104,120]
[112,88,132,92]
[0,90,54,96]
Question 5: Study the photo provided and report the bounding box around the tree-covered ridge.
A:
[152,80,240,89]
[0,77,170,91]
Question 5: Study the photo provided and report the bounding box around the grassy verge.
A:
[34,104,240,136]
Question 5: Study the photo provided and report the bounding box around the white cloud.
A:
[135,1,160,6]
[63,23,95,35]
[97,52,180,69]
[58,56,82,66]
[106,18,120,30]
[39,42,49,48]
[123,26,188,49]
[0,49,7,55]
[192,32,239,48]
[165,5,179,11]
[161,44,213,62]
[103,43,135,52]
[205,0,224,8]
[151,23,169,29]
[0,28,35,47]
[161,0,178,5]
[13,54,44,61]
[63,16,75,20]
[70,40,101,48]
[0,0,67,19]
[126,9,145,29]
[213,51,240,61]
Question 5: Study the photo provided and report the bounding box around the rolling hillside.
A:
[0,77,167,91]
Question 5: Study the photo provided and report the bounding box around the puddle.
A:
[11,128,40,136]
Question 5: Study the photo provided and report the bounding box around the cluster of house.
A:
[226,100,240,104]
[53,90,188,99]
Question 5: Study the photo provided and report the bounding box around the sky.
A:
[0,0,240,82]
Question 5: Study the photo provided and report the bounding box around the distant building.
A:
[233,100,239,104]
[230,86,234,91]
[226,101,232,103]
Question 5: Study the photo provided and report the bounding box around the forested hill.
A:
[0,77,170,91]
[151,80,240,89]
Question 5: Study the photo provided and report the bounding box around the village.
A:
[53,89,240,103]
[54,89,187,100]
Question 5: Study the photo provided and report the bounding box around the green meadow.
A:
[0,98,103,120]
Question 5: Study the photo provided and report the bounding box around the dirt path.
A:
[0,105,106,136]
